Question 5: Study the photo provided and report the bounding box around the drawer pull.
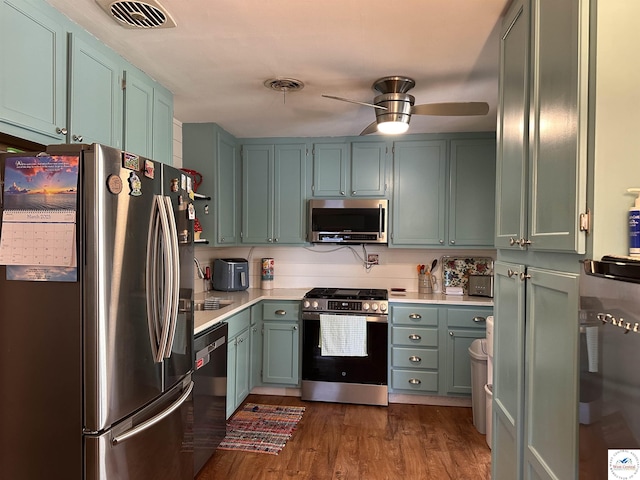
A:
[408,378,421,385]
[409,313,422,320]
[275,309,287,315]
[409,356,421,363]
[473,316,486,323]
[408,334,422,341]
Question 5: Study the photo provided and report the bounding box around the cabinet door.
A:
[0,0,67,143]
[312,143,348,196]
[391,140,447,246]
[493,260,526,480]
[241,144,273,244]
[123,68,153,158]
[448,139,496,247]
[152,85,173,164]
[68,34,123,148]
[528,0,588,253]
[262,322,299,385]
[249,306,262,391]
[443,327,485,395]
[216,128,239,245]
[495,0,529,250]
[226,337,237,419]
[523,268,578,480]
[273,144,307,244]
[350,142,387,197]
[234,328,251,408]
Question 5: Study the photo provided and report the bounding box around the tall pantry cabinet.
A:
[492,0,589,479]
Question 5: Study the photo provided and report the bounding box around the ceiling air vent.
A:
[95,0,177,29]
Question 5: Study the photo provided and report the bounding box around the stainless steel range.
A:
[301,288,389,406]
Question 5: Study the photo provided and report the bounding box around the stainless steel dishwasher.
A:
[193,322,228,475]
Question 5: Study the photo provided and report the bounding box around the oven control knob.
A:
[303,300,310,308]
[371,303,379,311]
[379,303,387,312]
[312,301,319,309]
[362,303,370,311]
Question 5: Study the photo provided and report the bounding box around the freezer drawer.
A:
[85,376,194,480]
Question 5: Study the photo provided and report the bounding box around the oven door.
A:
[301,313,388,385]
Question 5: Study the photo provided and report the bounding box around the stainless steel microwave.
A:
[308,199,388,244]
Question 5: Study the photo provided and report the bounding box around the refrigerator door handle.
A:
[146,196,163,361]
[162,195,180,359]
[155,196,174,363]
[111,380,194,446]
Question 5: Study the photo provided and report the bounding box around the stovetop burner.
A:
[304,288,388,301]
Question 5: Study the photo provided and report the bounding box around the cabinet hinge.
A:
[311,185,315,193]
[579,209,591,234]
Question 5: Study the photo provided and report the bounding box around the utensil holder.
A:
[418,273,433,294]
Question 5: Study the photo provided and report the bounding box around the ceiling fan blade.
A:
[411,102,490,116]
[359,121,379,136]
[322,95,388,110]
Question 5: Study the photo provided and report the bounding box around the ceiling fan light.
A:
[377,120,409,134]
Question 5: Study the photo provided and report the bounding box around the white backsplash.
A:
[193,245,496,295]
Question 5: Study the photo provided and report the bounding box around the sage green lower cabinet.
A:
[225,308,251,419]
[390,304,492,397]
[492,263,579,480]
[442,307,491,395]
[261,301,300,386]
[390,304,440,394]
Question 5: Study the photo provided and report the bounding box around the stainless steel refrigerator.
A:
[0,143,195,479]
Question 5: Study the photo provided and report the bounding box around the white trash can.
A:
[485,383,493,448]
[468,338,488,434]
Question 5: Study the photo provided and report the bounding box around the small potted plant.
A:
[194,217,203,240]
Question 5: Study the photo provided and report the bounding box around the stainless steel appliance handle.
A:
[111,381,194,446]
[162,196,180,359]
[378,203,383,238]
[156,196,173,363]
[145,196,162,361]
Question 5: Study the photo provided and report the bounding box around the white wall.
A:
[193,245,496,295]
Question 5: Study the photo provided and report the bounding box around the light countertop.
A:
[194,288,493,335]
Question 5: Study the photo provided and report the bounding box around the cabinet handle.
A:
[507,269,516,278]
[409,356,421,363]
[274,238,279,243]
[237,337,243,343]
[268,238,273,242]
[450,240,455,245]
[340,191,345,196]
[56,127,68,135]
[519,237,532,247]
[408,378,421,385]
[449,331,454,336]
[509,237,520,246]
[439,239,444,244]
[275,309,287,315]
[220,237,225,242]
[352,191,356,195]
[473,316,486,323]
[252,327,258,333]
[73,134,83,142]
[408,334,422,341]
[408,313,422,319]
[293,325,298,330]
[520,272,531,281]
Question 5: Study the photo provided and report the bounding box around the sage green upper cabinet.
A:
[311,141,387,197]
[391,140,447,246]
[495,0,589,253]
[448,139,496,247]
[241,143,307,245]
[123,66,173,164]
[0,0,67,144]
[68,33,123,148]
[183,123,239,245]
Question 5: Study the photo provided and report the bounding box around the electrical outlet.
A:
[367,254,379,265]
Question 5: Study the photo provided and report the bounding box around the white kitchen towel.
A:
[319,314,367,357]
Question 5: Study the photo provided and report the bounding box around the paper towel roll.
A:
[261,258,274,290]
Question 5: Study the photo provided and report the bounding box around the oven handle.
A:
[302,312,388,323]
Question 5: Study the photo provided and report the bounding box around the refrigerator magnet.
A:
[144,160,155,179]
[170,178,179,192]
[188,203,196,220]
[123,152,140,171]
[106,175,123,195]
[128,172,142,196]
[181,174,187,191]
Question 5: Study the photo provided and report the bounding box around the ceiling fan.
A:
[322,76,490,136]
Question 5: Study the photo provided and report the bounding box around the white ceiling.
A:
[45,0,511,139]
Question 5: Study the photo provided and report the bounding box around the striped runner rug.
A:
[218,403,305,455]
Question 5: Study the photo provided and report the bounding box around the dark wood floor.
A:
[196,394,491,480]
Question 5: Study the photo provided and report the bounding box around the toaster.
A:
[468,274,494,297]
[212,258,249,291]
